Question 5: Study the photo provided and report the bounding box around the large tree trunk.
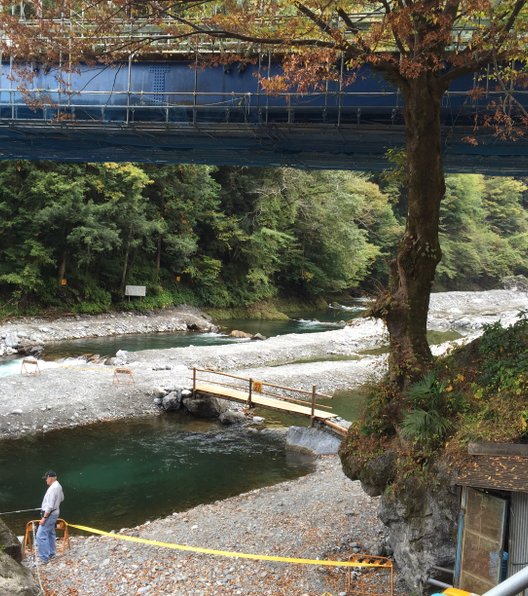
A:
[375,74,446,389]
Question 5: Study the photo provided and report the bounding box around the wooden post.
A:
[248,378,253,408]
[311,385,316,425]
[192,368,196,394]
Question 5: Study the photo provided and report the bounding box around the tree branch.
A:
[378,0,407,56]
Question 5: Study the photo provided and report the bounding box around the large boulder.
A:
[183,396,229,418]
[16,340,43,357]
[219,410,247,425]
[0,552,39,595]
[161,390,183,411]
[340,447,397,497]
[379,465,459,593]
[340,439,458,593]
[0,519,22,563]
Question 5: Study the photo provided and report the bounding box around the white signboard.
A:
[125,285,146,297]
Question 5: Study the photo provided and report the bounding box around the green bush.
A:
[400,372,456,450]
[73,301,109,315]
[124,289,175,312]
[169,285,200,306]
[401,408,453,448]
[477,314,528,396]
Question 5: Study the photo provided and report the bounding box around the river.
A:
[0,305,363,533]
[0,415,314,535]
[0,304,364,376]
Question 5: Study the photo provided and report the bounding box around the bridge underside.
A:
[1,122,527,175]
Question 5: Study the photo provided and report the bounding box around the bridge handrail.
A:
[192,367,333,411]
[6,86,519,99]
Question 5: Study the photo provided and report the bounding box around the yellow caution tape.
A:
[67,523,390,568]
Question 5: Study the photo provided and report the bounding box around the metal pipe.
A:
[482,565,528,596]
[432,565,455,575]
[426,577,452,589]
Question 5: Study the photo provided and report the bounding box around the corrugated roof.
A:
[456,455,528,493]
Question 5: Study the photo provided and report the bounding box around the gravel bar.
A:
[32,457,407,596]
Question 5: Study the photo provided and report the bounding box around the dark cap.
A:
[42,470,57,479]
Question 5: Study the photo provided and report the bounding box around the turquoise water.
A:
[0,415,314,535]
[0,306,360,533]
[41,306,362,358]
[0,304,366,375]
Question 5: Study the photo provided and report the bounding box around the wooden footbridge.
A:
[191,368,348,436]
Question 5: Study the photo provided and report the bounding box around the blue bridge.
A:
[1,59,527,173]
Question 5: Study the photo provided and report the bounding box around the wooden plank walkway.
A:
[194,382,337,420]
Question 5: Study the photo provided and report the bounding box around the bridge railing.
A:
[191,367,333,416]
[2,87,512,127]
[2,54,524,128]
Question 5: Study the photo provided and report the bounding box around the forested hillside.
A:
[0,161,526,316]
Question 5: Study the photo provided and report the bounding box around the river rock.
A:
[286,426,342,455]
[0,345,17,357]
[229,330,253,339]
[150,387,169,399]
[16,341,43,357]
[219,410,247,425]
[502,274,528,291]
[0,551,39,596]
[115,350,130,365]
[161,390,183,411]
[251,333,266,341]
[4,331,19,348]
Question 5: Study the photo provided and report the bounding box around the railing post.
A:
[311,385,316,424]
[248,378,253,408]
[192,367,196,394]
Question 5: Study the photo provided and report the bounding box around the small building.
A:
[453,443,528,595]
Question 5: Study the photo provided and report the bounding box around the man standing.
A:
[36,470,64,564]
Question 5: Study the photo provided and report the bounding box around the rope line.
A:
[31,521,46,596]
[67,523,391,569]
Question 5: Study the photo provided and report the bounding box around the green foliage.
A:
[401,408,452,448]
[399,373,453,450]
[73,301,109,315]
[169,285,201,307]
[477,314,528,397]
[437,174,528,288]
[344,319,528,492]
[71,280,112,314]
[122,290,176,312]
[0,161,525,312]
[360,383,398,436]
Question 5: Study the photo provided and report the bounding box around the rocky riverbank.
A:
[1,289,526,595]
[0,289,526,440]
[29,456,408,596]
[0,305,217,358]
